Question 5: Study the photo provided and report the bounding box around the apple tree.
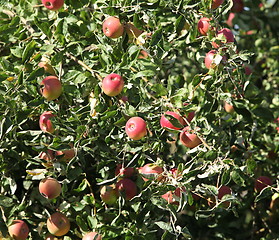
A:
[0,0,278,239]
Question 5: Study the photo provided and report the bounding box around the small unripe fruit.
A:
[102,73,124,97]
[41,0,64,11]
[160,111,186,130]
[39,177,62,199]
[39,111,55,134]
[102,16,124,39]
[125,117,147,140]
[8,220,29,240]
[40,76,62,101]
[180,127,202,148]
[47,212,70,237]
[115,178,137,200]
[83,232,102,240]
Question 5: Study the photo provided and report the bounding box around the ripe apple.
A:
[38,62,56,76]
[39,177,62,199]
[8,220,29,240]
[226,12,235,27]
[160,111,186,130]
[125,117,147,140]
[41,0,64,10]
[100,184,118,205]
[212,28,235,48]
[218,185,232,208]
[139,163,164,182]
[115,164,136,179]
[55,147,75,162]
[180,127,202,148]
[115,178,137,200]
[39,150,55,161]
[39,111,55,134]
[224,101,235,114]
[138,50,149,59]
[162,187,185,205]
[255,176,273,192]
[40,76,62,101]
[204,50,227,69]
[102,73,124,97]
[124,23,143,39]
[197,17,212,36]
[231,0,244,13]
[211,0,224,9]
[83,232,102,240]
[102,16,124,39]
[47,212,70,237]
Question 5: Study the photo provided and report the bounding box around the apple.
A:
[138,50,149,59]
[41,0,64,10]
[197,17,212,36]
[100,185,118,205]
[224,101,235,114]
[115,164,136,179]
[218,185,232,208]
[255,176,273,192]
[102,16,124,39]
[102,73,124,97]
[244,65,252,75]
[211,0,224,9]
[231,0,244,13]
[47,212,70,237]
[124,23,143,39]
[161,187,185,205]
[160,111,186,130]
[55,146,75,162]
[38,62,56,76]
[139,163,164,182]
[125,117,147,140]
[39,111,55,134]
[115,178,137,200]
[39,150,55,161]
[180,127,202,148]
[204,50,227,69]
[83,232,102,240]
[40,76,62,101]
[45,234,61,240]
[8,220,29,240]
[39,177,62,199]
[212,28,235,48]
[226,12,235,27]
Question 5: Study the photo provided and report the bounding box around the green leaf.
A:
[231,170,245,186]
[22,40,36,63]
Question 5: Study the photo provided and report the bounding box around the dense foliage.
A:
[0,0,278,239]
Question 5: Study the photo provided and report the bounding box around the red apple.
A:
[160,111,186,130]
[125,117,147,140]
[231,0,244,13]
[38,62,56,76]
[115,178,137,200]
[47,212,70,237]
[55,147,75,162]
[102,73,124,97]
[45,234,61,240]
[39,177,62,199]
[224,101,235,114]
[39,150,55,161]
[40,76,62,101]
[115,164,136,179]
[197,17,212,36]
[162,187,185,205]
[41,0,64,10]
[8,220,29,240]
[212,28,235,48]
[244,65,252,75]
[124,23,143,39]
[139,163,164,182]
[204,50,227,69]
[180,127,202,148]
[218,185,232,207]
[100,185,118,205]
[39,111,55,134]
[138,50,149,59]
[102,16,124,39]
[211,0,224,9]
[226,12,235,27]
[83,232,102,240]
[255,176,273,192]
